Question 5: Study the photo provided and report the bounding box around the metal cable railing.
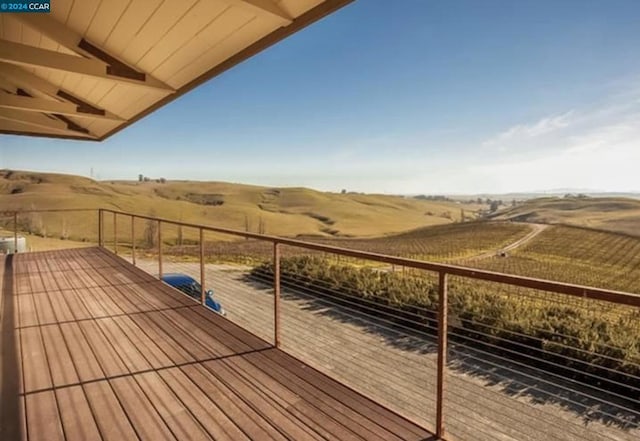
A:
[3,208,639,441]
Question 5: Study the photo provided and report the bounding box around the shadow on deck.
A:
[0,247,433,441]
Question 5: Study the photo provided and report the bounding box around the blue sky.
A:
[2,0,640,194]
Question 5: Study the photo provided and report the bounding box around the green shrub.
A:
[252,256,640,385]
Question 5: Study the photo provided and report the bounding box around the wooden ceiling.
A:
[0,0,352,141]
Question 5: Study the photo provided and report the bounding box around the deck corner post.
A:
[200,228,205,305]
[436,271,448,439]
[13,211,18,254]
[113,212,118,254]
[157,219,162,279]
[274,241,281,348]
[98,209,104,247]
[131,215,136,265]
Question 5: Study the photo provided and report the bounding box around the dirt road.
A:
[462,223,549,262]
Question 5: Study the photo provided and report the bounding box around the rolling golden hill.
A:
[0,169,482,241]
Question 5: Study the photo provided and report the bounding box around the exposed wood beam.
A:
[0,62,122,119]
[13,14,87,57]
[0,61,60,97]
[0,119,96,139]
[0,108,69,132]
[224,0,293,24]
[0,39,174,92]
[0,76,18,94]
[12,14,174,90]
[0,93,123,121]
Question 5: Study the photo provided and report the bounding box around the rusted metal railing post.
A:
[131,215,136,265]
[98,209,103,247]
[113,212,118,254]
[13,211,18,254]
[436,271,448,439]
[273,242,281,347]
[157,220,162,279]
[200,228,205,305]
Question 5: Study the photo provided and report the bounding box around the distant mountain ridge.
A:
[490,196,640,236]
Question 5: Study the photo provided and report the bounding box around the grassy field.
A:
[0,169,483,240]
[493,196,640,236]
[466,224,640,294]
[134,221,532,266]
[303,221,532,262]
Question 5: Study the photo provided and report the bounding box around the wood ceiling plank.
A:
[86,0,131,46]
[66,0,102,36]
[72,77,102,99]
[100,85,146,116]
[98,83,166,120]
[60,72,86,96]
[0,76,17,93]
[86,81,117,105]
[1,15,22,43]
[38,34,61,51]
[20,21,42,48]
[169,16,272,88]
[50,0,74,25]
[15,14,84,57]
[121,0,199,64]
[103,0,163,57]
[116,91,152,120]
[137,1,229,75]
[36,66,66,88]
[154,7,254,82]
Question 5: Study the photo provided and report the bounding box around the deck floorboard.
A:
[1,247,434,441]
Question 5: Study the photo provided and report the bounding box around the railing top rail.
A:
[0,208,97,214]
[98,208,640,307]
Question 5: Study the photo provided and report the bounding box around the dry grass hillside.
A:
[0,169,482,241]
[492,196,640,236]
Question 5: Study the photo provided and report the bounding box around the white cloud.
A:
[469,110,640,193]
[482,110,574,148]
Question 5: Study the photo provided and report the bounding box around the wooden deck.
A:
[0,247,433,441]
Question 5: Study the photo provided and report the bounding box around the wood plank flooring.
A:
[0,248,434,441]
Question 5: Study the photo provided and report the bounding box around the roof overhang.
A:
[0,0,353,141]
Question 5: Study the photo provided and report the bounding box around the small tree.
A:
[177,224,183,246]
[244,214,251,240]
[61,216,69,240]
[144,211,158,248]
